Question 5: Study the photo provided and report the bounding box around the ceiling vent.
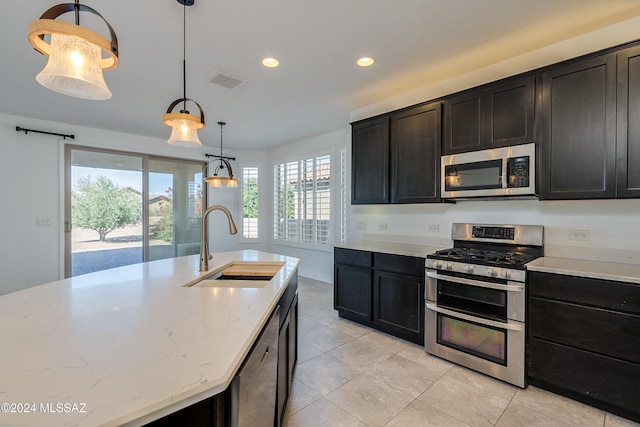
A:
[207,70,246,89]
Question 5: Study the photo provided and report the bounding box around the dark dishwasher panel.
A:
[231,306,280,427]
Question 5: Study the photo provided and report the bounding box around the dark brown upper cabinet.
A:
[351,102,442,205]
[443,76,535,154]
[390,102,442,203]
[351,116,389,204]
[617,45,640,198]
[539,53,617,199]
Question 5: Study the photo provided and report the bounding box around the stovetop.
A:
[428,247,539,268]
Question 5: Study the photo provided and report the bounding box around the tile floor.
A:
[283,276,640,427]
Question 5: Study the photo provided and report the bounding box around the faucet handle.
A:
[208,254,213,260]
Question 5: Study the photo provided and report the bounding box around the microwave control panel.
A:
[507,156,530,188]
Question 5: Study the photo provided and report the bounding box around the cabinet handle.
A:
[260,347,269,369]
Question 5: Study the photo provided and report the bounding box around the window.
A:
[273,154,331,245]
[242,166,259,239]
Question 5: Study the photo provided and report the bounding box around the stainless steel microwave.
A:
[441,143,536,199]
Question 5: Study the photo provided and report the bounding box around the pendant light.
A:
[28,1,119,100]
[163,0,205,148]
[204,122,238,188]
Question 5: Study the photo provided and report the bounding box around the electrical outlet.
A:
[427,224,439,233]
[36,218,51,227]
[569,229,591,241]
[378,223,387,231]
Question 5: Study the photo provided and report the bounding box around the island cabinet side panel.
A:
[276,273,298,427]
[527,271,640,423]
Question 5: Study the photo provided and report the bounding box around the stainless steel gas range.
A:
[425,223,544,387]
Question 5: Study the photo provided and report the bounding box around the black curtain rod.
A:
[16,126,75,140]
[205,153,236,161]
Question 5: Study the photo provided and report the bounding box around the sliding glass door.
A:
[148,158,203,261]
[65,146,204,277]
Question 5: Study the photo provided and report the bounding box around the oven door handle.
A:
[426,303,524,331]
[426,271,523,292]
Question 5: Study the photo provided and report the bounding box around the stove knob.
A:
[463,265,475,273]
[486,268,497,277]
[435,261,443,269]
[501,270,511,279]
[445,262,453,271]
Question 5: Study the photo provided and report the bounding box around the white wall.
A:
[267,129,349,283]
[350,199,640,264]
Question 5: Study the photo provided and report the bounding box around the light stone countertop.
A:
[0,250,299,427]
[334,241,443,259]
[526,256,640,284]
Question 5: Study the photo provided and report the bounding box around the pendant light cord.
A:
[182,2,187,112]
[219,123,224,168]
[74,0,80,25]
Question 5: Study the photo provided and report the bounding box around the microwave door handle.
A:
[426,271,524,292]
[426,303,524,331]
[502,157,508,189]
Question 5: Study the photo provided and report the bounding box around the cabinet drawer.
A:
[529,271,640,314]
[374,253,424,275]
[334,248,372,268]
[530,298,640,363]
[529,337,640,419]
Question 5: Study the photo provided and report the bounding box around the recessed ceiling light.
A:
[357,57,375,67]
[262,57,279,68]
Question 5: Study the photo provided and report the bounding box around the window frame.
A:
[272,150,333,251]
[239,164,261,243]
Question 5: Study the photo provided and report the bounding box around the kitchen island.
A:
[0,250,299,427]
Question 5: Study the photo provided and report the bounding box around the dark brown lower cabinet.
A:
[528,271,640,422]
[334,248,425,345]
[373,269,424,343]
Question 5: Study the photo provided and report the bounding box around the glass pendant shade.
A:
[226,177,238,188]
[205,175,223,187]
[36,33,112,100]
[164,113,204,147]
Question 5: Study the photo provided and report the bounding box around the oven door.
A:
[425,303,525,387]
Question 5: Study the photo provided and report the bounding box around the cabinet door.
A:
[334,263,372,322]
[539,53,617,199]
[617,45,640,198]
[373,270,424,345]
[486,76,536,148]
[351,116,389,204]
[443,91,483,154]
[390,102,441,203]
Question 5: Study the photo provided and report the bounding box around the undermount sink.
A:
[185,261,285,288]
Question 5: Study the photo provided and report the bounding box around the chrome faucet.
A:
[200,205,238,272]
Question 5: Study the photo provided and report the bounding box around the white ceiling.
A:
[2,0,639,150]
